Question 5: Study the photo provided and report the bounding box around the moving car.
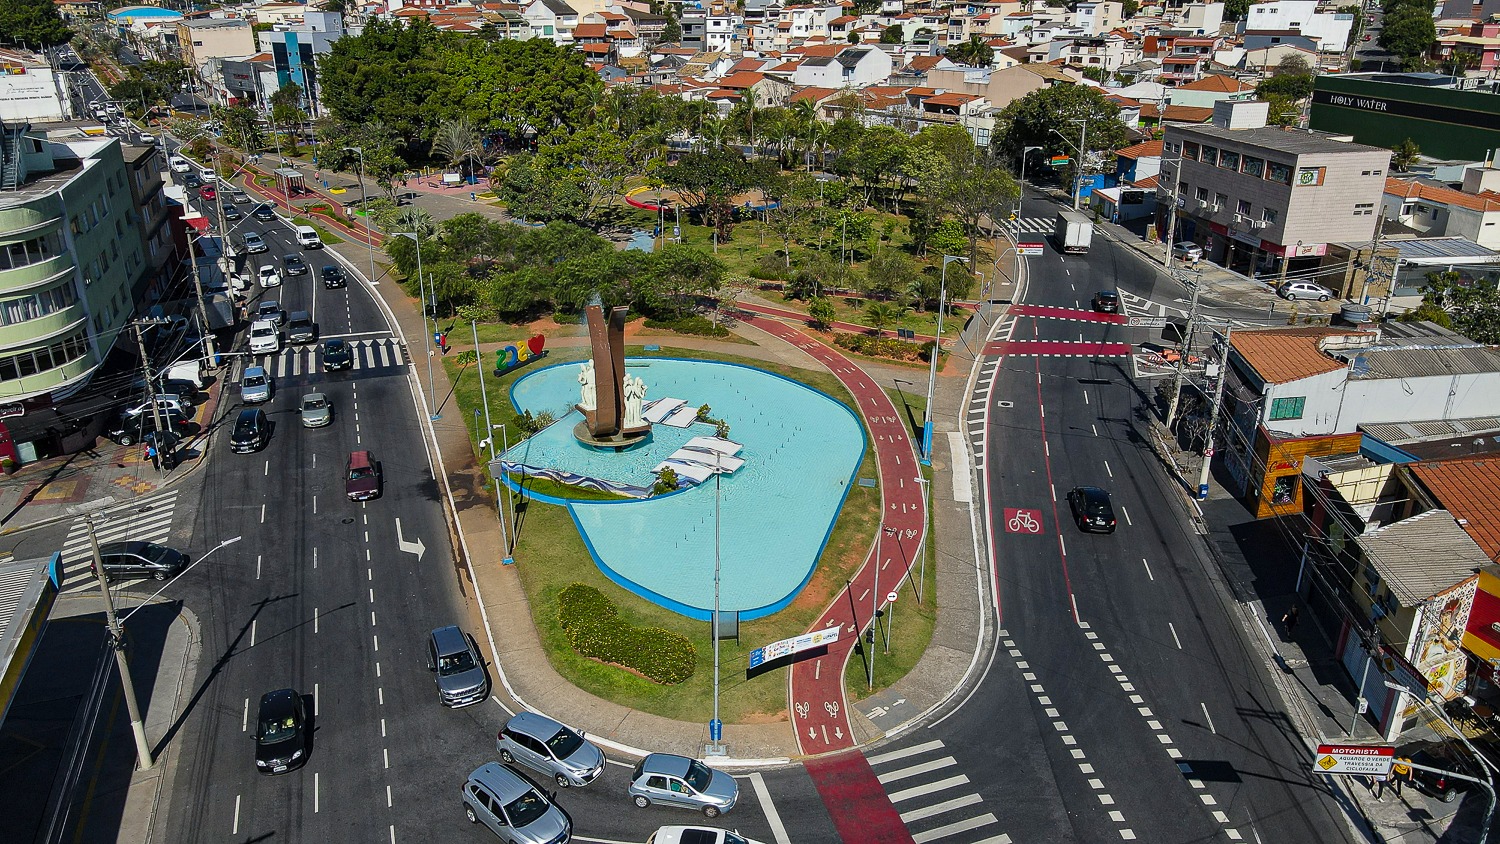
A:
[253,689,309,775]
[286,311,316,344]
[257,265,282,288]
[628,754,739,818]
[1066,486,1117,534]
[282,253,308,276]
[256,300,286,326]
[427,624,486,706]
[221,202,241,221]
[322,338,353,370]
[199,185,217,202]
[199,168,216,183]
[240,366,272,404]
[1171,241,1203,262]
[183,173,202,190]
[300,393,332,428]
[248,319,281,354]
[346,450,383,501]
[253,204,277,222]
[91,541,188,581]
[1278,281,1332,302]
[243,231,268,253]
[497,711,606,788]
[230,408,270,453]
[648,828,765,844]
[461,762,572,844]
[1091,290,1120,313]
[232,189,250,204]
[168,156,191,173]
[321,264,346,289]
[295,225,323,249]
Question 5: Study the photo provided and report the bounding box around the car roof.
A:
[244,365,267,377]
[321,264,341,272]
[290,310,312,321]
[508,710,565,738]
[642,753,693,777]
[258,688,299,718]
[236,408,263,423]
[98,540,159,555]
[303,392,326,401]
[349,449,374,468]
[1074,486,1110,500]
[325,337,347,346]
[429,623,464,651]
[469,762,531,802]
[251,319,275,330]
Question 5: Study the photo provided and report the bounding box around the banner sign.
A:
[1314,743,1395,776]
[1017,242,1046,256]
[747,626,840,678]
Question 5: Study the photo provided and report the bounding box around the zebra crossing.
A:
[260,337,407,380]
[56,489,183,593]
[866,739,1010,844]
[1010,217,1056,236]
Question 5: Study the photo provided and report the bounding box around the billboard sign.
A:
[747,625,840,678]
[1314,743,1395,776]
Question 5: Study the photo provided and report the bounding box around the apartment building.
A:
[1158,101,1392,281]
[177,18,256,69]
[1241,0,1355,53]
[257,10,347,114]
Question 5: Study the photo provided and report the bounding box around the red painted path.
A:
[738,313,927,758]
[1008,303,1127,324]
[805,752,915,843]
[738,301,942,344]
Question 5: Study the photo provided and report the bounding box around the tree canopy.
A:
[945,34,994,67]
[1418,271,1500,343]
[1379,0,1437,67]
[992,85,1127,190]
[1256,55,1314,101]
[0,0,71,47]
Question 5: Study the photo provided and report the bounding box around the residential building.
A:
[0,122,148,456]
[1166,74,1256,109]
[1436,21,1500,73]
[177,18,256,69]
[790,45,894,89]
[1243,43,1317,73]
[1158,100,1391,280]
[1382,171,1500,249]
[1114,138,1163,184]
[1172,2,1225,36]
[1309,74,1500,162]
[523,0,580,43]
[1240,0,1355,53]
[1059,34,1131,74]
[0,49,70,124]
[1070,1,1122,35]
[258,10,347,115]
[1158,35,1219,86]
[921,65,1049,112]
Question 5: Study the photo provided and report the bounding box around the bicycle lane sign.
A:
[1005,508,1045,534]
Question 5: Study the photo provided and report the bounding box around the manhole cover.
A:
[341,518,354,524]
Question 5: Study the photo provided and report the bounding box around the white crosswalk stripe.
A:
[1010,217,1056,236]
[56,490,182,593]
[866,738,1006,843]
[263,338,406,379]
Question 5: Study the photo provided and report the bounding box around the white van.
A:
[248,320,281,354]
[164,360,207,389]
[169,156,191,174]
[295,226,323,249]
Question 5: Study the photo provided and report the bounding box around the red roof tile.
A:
[1231,328,1374,385]
[1409,457,1500,561]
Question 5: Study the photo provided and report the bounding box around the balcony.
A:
[0,253,73,293]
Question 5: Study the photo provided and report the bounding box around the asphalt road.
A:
[945,224,1354,842]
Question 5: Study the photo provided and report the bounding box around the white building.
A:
[1241,0,1356,53]
[0,50,68,123]
[791,45,894,88]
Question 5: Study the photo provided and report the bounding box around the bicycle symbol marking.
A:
[1005,507,1044,534]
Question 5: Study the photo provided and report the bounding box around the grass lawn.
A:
[467,314,753,348]
[440,340,934,722]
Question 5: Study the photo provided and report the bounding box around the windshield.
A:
[252,326,274,337]
[504,790,550,827]
[304,398,326,410]
[437,649,475,676]
[546,727,584,758]
[685,760,713,791]
[244,375,266,387]
[349,466,375,481]
[257,714,298,744]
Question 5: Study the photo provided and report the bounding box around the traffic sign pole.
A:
[885,590,899,655]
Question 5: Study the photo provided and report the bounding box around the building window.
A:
[1237,199,1252,216]
[1214,192,1227,210]
[0,233,60,270]
[1183,142,1199,160]
[1269,396,1305,420]
[1220,150,1240,170]
[1263,208,1279,223]
[0,283,77,326]
[1242,156,1264,178]
[1202,145,1219,166]
[0,331,90,382]
[1354,202,1375,216]
[1196,187,1209,202]
[1266,161,1293,184]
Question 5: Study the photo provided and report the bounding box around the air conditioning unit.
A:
[1197,199,1210,207]
[1252,220,1270,229]
[1233,213,1249,224]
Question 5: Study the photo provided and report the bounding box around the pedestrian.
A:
[1392,758,1411,798]
[144,442,158,469]
[1375,768,1397,801]
[438,331,449,354]
[1282,604,1300,637]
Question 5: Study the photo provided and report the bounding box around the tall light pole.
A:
[1050,119,1090,211]
[473,319,513,565]
[1018,145,1043,222]
[394,231,439,421]
[707,450,726,756]
[1196,325,1231,500]
[342,146,377,286]
[922,255,967,464]
[83,513,153,770]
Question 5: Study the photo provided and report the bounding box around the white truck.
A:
[1054,210,1094,254]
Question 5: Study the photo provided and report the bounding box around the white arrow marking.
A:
[834,727,844,740]
[807,727,816,740]
[893,698,907,706]
[395,518,426,561]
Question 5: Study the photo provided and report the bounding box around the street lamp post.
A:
[922,255,967,464]
[394,232,439,420]
[342,146,377,286]
[84,514,153,770]
[1018,145,1043,221]
[473,319,513,565]
[707,450,726,756]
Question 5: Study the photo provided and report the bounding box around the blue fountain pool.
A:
[503,358,865,620]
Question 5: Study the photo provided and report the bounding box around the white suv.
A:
[248,320,281,354]
[1278,281,1332,302]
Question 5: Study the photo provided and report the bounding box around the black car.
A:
[222,203,242,221]
[322,338,353,370]
[286,311,317,344]
[1066,486,1117,534]
[104,409,192,447]
[183,173,202,189]
[1092,290,1120,313]
[254,688,310,775]
[320,264,346,289]
[253,204,277,222]
[230,408,269,453]
[283,254,308,276]
[1404,741,1484,803]
[91,540,188,582]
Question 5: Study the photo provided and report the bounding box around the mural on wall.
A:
[1402,577,1479,720]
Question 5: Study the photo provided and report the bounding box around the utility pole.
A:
[1164,269,1203,430]
[131,319,172,471]
[186,226,216,366]
[1072,117,1088,211]
[85,515,154,770]
[1162,157,1184,269]
[1196,324,1231,499]
[472,319,512,565]
[1359,209,1388,305]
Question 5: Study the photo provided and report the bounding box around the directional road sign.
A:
[1314,743,1395,776]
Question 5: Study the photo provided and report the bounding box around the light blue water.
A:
[624,230,655,252]
[505,359,865,619]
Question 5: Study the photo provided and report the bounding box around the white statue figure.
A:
[578,360,596,411]
[622,372,648,429]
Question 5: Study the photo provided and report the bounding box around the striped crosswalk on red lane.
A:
[1007,304,1128,324]
[983,340,1134,358]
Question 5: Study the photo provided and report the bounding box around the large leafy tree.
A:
[992,84,1127,196]
[109,60,186,117]
[0,0,71,46]
[269,82,308,155]
[495,125,648,226]
[1419,271,1500,343]
[664,148,753,241]
[1379,2,1437,68]
[944,34,994,67]
[1256,54,1314,101]
[911,125,1017,263]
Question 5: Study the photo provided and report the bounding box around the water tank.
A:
[1339,303,1373,325]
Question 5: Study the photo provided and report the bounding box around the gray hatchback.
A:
[497,711,605,788]
[628,754,738,818]
[462,762,573,844]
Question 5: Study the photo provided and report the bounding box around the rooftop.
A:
[1408,458,1500,561]
[1171,124,1390,157]
[1345,343,1500,380]
[1385,177,1500,213]
[1357,509,1488,605]
[1230,327,1376,385]
[1386,236,1500,264]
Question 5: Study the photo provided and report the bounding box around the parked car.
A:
[221,202,241,221]
[123,394,191,419]
[1171,241,1203,262]
[248,319,281,355]
[257,265,282,288]
[1278,281,1332,302]
[628,754,739,818]
[322,338,353,370]
[320,264,346,289]
[199,185,217,202]
[1092,290,1120,313]
[1066,486,1117,534]
[103,410,192,447]
[253,688,309,775]
[648,828,765,844]
[286,312,316,344]
[241,366,273,404]
[283,253,308,276]
[243,231,268,253]
[300,393,332,428]
[253,205,276,222]
[497,711,606,788]
[256,300,286,326]
[427,624,486,706]
[1403,741,1484,803]
[461,762,572,844]
[90,540,188,581]
[346,450,382,501]
[230,408,270,453]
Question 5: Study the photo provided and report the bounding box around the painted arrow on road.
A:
[395,518,426,561]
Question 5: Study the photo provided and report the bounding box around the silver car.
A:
[462,762,572,844]
[497,711,605,788]
[628,754,739,818]
[427,625,488,707]
[1171,241,1203,262]
[300,393,332,428]
[240,366,272,404]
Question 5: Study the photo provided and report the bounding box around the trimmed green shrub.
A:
[834,331,934,363]
[557,583,697,684]
[643,315,730,337]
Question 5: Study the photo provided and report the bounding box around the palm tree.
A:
[432,116,485,185]
[773,124,799,169]
[865,301,908,333]
[700,116,730,150]
[803,120,829,172]
[736,86,760,156]
[791,99,818,132]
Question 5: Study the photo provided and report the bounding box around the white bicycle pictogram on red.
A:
[1005,507,1044,534]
